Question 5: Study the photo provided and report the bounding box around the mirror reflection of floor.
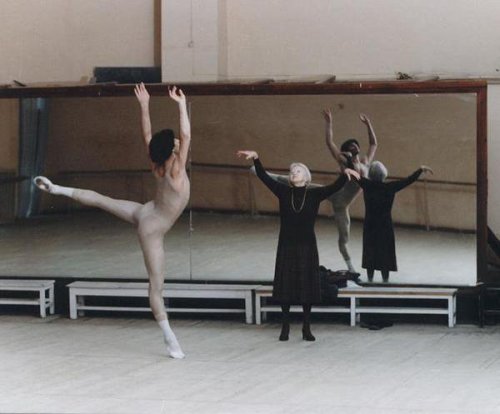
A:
[0,211,476,286]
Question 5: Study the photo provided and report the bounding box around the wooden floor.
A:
[0,210,476,285]
[1,315,499,414]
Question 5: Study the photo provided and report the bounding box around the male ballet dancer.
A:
[34,83,190,358]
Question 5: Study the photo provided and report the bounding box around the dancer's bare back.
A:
[135,83,191,233]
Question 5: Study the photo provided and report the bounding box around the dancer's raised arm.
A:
[359,113,378,164]
[323,109,347,166]
[134,83,152,150]
[168,86,191,176]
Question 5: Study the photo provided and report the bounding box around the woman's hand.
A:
[343,168,360,181]
[420,165,434,175]
[236,150,259,160]
[134,82,150,107]
[168,86,186,104]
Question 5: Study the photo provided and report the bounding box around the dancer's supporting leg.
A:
[279,304,290,341]
[332,204,356,272]
[138,224,185,359]
[302,304,315,341]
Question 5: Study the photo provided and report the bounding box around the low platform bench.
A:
[255,286,457,327]
[339,287,458,327]
[0,279,55,317]
[68,282,261,323]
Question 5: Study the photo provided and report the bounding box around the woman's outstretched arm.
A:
[237,151,286,197]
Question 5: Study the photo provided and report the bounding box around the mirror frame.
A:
[0,79,487,285]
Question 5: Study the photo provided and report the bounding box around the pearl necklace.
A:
[291,186,307,213]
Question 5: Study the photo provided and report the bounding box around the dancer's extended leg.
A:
[138,225,185,359]
[33,176,141,224]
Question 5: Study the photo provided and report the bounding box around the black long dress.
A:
[254,158,347,304]
[358,168,423,272]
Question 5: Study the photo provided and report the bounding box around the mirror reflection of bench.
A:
[0,279,55,317]
[255,286,458,327]
[67,282,261,324]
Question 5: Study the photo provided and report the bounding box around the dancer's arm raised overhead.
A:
[134,82,153,149]
[168,86,191,178]
[322,109,348,166]
[359,113,378,165]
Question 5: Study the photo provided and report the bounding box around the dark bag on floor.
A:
[320,266,361,304]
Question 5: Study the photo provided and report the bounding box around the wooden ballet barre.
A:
[67,281,263,324]
[255,286,458,327]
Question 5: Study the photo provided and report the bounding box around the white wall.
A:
[161,0,220,82]
[162,0,500,81]
[0,0,155,84]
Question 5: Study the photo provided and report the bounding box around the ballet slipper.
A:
[33,176,53,193]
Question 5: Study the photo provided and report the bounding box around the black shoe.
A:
[302,327,316,341]
[279,323,290,341]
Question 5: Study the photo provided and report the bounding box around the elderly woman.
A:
[238,150,359,341]
[358,161,433,283]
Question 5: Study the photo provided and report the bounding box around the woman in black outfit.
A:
[358,161,433,283]
[237,150,359,341]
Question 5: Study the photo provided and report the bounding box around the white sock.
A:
[158,319,185,359]
[33,176,74,198]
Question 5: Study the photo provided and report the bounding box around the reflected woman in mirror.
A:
[237,150,359,341]
[33,83,190,359]
[253,110,377,274]
[357,161,433,283]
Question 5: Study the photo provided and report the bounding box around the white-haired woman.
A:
[358,161,433,282]
[237,150,359,341]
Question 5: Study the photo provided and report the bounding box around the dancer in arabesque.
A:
[34,83,190,359]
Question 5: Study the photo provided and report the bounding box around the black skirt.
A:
[273,239,321,305]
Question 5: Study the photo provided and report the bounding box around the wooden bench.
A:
[339,287,457,327]
[255,286,457,327]
[67,282,261,323]
[0,279,55,317]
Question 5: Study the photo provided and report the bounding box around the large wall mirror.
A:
[0,81,487,286]
[190,92,480,286]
